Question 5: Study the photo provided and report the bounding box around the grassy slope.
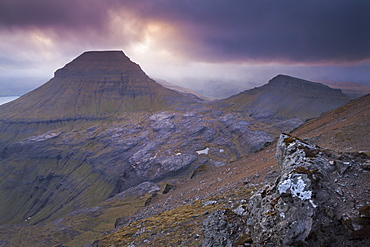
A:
[0,193,150,247]
[292,93,370,153]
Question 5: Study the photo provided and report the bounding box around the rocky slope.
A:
[0,51,358,246]
[88,134,370,247]
[89,94,370,247]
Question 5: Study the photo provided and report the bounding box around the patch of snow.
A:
[203,200,218,206]
[219,149,224,153]
[239,120,250,125]
[196,147,209,155]
[149,112,174,121]
[26,131,61,142]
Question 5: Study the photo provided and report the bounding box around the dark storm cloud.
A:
[126,0,370,64]
[0,0,109,30]
[1,0,369,64]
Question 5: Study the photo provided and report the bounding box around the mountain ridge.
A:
[222,74,351,119]
[318,80,370,99]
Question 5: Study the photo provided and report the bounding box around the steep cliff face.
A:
[223,74,351,119]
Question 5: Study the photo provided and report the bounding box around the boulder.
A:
[244,134,370,246]
[202,133,370,246]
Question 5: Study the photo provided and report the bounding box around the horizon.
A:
[1,51,370,100]
[1,1,370,97]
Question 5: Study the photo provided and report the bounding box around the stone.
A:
[202,209,246,247]
[243,134,370,246]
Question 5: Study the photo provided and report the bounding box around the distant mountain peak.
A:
[223,74,351,119]
[0,51,190,120]
[268,74,330,90]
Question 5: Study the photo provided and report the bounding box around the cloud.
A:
[1,0,369,65]
[0,0,109,30]
[0,0,369,96]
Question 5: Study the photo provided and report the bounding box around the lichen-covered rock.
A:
[202,209,246,247]
[244,133,370,246]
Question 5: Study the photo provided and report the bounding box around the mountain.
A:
[319,80,370,99]
[0,51,189,121]
[0,51,270,228]
[223,74,352,119]
[0,51,360,246]
[0,51,201,226]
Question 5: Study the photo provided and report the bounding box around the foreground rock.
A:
[203,134,370,246]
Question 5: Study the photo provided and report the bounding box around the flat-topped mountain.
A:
[0,51,189,120]
[223,74,352,119]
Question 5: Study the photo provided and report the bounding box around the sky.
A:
[0,0,370,98]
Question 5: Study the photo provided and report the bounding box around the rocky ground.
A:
[91,134,370,247]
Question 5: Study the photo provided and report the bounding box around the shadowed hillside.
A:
[223,74,351,119]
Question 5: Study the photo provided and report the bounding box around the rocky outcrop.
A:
[202,209,247,247]
[203,134,370,246]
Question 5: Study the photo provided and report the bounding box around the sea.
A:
[0,96,19,106]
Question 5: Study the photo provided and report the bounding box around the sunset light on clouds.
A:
[0,0,369,97]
